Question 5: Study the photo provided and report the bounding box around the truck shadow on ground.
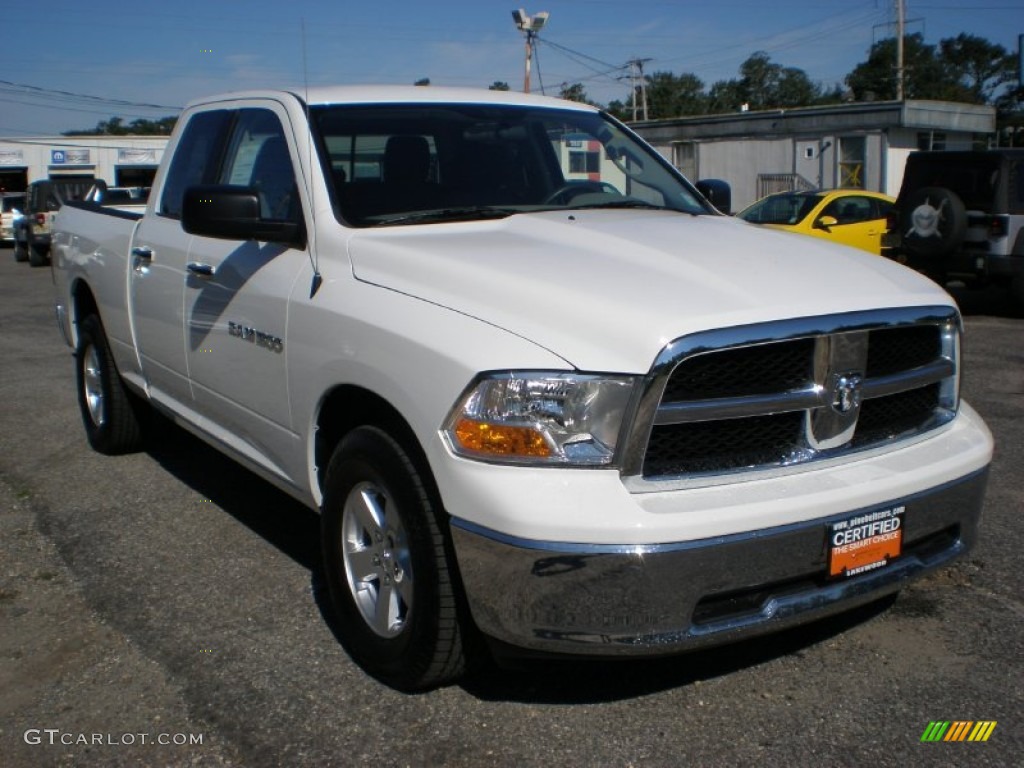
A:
[946,282,1021,318]
[459,597,895,704]
[142,412,321,573]
[142,411,899,704]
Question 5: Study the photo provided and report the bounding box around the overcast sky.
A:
[0,0,1019,135]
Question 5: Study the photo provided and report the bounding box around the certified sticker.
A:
[828,505,905,578]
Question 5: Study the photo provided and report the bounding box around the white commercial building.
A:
[0,134,170,193]
[630,99,998,212]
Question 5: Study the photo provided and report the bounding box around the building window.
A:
[917,132,947,151]
[569,151,600,174]
[839,136,865,188]
[673,141,696,180]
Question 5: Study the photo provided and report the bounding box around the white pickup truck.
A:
[53,86,993,690]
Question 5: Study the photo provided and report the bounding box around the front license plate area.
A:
[828,505,906,579]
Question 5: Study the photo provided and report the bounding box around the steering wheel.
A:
[543,181,609,206]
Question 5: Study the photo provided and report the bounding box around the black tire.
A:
[13,236,28,262]
[900,186,966,258]
[321,426,467,690]
[75,314,145,454]
[28,242,49,267]
[1010,275,1024,318]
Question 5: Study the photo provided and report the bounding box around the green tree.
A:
[605,99,628,120]
[735,52,820,110]
[558,82,589,103]
[63,116,177,136]
[703,54,822,113]
[126,116,178,135]
[647,72,708,119]
[706,78,747,114]
[939,33,1017,104]
[609,71,708,120]
[775,66,820,107]
[488,81,510,91]
[845,32,1018,105]
[845,32,945,101]
[738,52,777,110]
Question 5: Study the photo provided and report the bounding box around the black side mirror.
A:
[695,179,731,215]
[182,185,304,245]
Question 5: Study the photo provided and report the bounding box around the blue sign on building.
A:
[51,149,66,164]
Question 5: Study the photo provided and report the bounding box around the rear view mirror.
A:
[182,185,304,245]
[695,179,731,215]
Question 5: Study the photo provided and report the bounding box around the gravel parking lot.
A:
[1,254,1020,767]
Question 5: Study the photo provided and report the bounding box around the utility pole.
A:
[512,9,549,94]
[895,0,905,101]
[627,58,652,121]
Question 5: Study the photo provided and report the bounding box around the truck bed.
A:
[53,201,144,369]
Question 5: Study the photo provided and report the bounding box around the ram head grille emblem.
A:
[831,373,863,415]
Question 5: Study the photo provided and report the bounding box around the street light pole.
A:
[524,29,534,93]
[512,9,549,94]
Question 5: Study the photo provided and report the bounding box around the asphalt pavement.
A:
[0,252,1020,767]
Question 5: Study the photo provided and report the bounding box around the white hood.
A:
[348,210,953,373]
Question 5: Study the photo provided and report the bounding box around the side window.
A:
[220,109,299,222]
[823,196,871,225]
[160,110,231,218]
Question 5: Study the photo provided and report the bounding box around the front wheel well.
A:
[314,386,433,500]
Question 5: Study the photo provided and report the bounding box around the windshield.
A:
[737,193,822,225]
[312,103,709,227]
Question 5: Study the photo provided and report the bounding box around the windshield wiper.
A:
[570,199,702,214]
[370,206,521,226]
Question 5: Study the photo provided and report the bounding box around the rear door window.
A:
[218,109,301,222]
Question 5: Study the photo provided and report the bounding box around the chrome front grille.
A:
[620,307,960,491]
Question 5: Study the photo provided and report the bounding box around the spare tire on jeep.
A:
[900,186,967,258]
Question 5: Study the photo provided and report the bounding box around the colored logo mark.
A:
[921,721,997,742]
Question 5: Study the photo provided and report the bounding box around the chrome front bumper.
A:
[451,468,988,656]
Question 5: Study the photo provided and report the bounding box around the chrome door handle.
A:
[131,246,153,273]
[187,262,215,277]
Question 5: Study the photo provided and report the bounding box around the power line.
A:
[653,7,886,72]
[0,95,173,120]
[0,79,181,111]
[538,38,623,73]
[534,41,545,95]
[535,38,630,94]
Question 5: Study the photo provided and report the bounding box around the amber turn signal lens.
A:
[453,418,551,458]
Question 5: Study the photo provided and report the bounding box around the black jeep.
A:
[884,149,1024,310]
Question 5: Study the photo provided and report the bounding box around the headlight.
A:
[443,372,637,466]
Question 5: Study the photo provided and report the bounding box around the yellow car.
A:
[737,189,895,254]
